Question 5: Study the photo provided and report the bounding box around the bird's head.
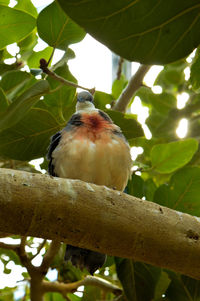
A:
[76,91,95,112]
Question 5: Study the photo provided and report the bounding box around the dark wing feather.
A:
[47,131,61,176]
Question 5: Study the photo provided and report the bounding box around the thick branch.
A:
[1,168,200,279]
[42,276,121,296]
[113,64,151,112]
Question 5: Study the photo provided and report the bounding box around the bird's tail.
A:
[64,245,106,275]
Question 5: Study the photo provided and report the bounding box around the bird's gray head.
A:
[77,91,94,103]
[76,91,95,112]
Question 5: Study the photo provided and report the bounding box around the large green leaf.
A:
[115,258,165,301]
[0,108,62,160]
[94,91,114,110]
[57,0,200,64]
[154,166,200,216]
[15,0,38,18]
[138,87,177,116]
[112,75,128,99]
[0,80,50,132]
[0,87,9,113]
[115,258,137,301]
[37,1,85,50]
[165,271,200,301]
[27,47,53,69]
[155,60,187,90]
[106,110,144,140]
[150,139,198,173]
[0,70,31,99]
[42,63,77,122]
[190,51,200,92]
[127,174,145,198]
[0,5,36,49]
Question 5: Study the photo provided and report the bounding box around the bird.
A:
[47,91,132,275]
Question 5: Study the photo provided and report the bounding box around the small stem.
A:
[30,239,47,260]
[42,276,122,296]
[117,57,124,80]
[40,59,95,95]
[39,240,61,275]
[47,48,55,67]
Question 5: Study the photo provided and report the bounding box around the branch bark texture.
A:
[113,64,151,113]
[1,168,200,279]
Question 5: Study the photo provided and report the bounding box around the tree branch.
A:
[1,168,200,279]
[0,241,19,250]
[41,276,122,296]
[40,59,95,95]
[113,64,151,112]
[39,240,61,274]
[30,239,47,260]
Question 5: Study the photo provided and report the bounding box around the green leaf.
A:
[127,174,144,198]
[0,248,21,265]
[18,29,38,52]
[0,62,19,75]
[145,110,166,136]
[58,0,200,64]
[112,74,128,99]
[82,286,101,301]
[106,110,144,140]
[0,80,50,132]
[150,139,198,173]
[43,63,77,122]
[115,258,137,301]
[190,51,200,92]
[137,87,177,115]
[52,48,76,70]
[154,166,200,216]
[0,0,9,4]
[27,47,53,69]
[155,68,185,89]
[154,271,171,300]
[30,68,43,76]
[165,271,200,301]
[0,87,9,113]
[0,108,62,160]
[148,93,177,116]
[37,1,85,50]
[94,91,114,110]
[115,259,164,301]
[0,5,36,49]
[15,0,38,17]
[0,70,31,99]
[144,179,157,202]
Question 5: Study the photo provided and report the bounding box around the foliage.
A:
[0,0,200,301]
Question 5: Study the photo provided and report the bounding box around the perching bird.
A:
[47,91,132,275]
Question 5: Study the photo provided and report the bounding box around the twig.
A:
[16,237,35,276]
[40,59,95,95]
[30,239,47,260]
[39,240,61,274]
[41,276,122,296]
[113,64,151,113]
[47,48,55,67]
[117,57,124,80]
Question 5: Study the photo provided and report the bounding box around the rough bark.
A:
[1,168,200,279]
